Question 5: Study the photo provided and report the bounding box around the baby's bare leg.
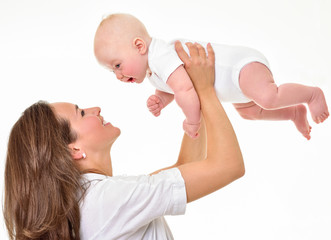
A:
[234,102,312,140]
[239,62,329,123]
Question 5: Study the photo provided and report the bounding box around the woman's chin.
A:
[109,128,121,143]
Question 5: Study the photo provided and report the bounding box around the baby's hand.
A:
[147,95,164,117]
[183,120,200,139]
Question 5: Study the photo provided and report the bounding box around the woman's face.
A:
[51,102,120,152]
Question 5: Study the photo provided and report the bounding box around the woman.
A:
[4,42,245,239]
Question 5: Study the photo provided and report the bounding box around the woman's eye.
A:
[81,110,85,117]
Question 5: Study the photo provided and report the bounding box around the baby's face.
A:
[95,38,148,84]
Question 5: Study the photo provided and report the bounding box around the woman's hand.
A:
[174,41,215,96]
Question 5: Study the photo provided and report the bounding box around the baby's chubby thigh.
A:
[238,62,275,103]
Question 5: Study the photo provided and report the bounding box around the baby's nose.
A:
[115,71,123,80]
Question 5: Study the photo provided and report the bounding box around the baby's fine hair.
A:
[98,13,150,40]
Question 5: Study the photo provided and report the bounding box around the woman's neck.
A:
[79,151,113,176]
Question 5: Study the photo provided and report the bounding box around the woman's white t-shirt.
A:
[79,168,187,240]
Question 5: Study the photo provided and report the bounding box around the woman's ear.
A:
[133,37,147,54]
[68,143,86,160]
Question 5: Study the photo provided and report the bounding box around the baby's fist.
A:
[147,95,164,117]
[183,120,200,139]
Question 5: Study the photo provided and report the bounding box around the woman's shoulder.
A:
[80,168,185,203]
[81,168,184,189]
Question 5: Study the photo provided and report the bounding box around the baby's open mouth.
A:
[128,78,135,83]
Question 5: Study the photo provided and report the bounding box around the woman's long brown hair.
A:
[4,101,84,240]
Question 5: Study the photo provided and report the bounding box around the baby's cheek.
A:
[128,60,144,76]
[127,65,139,75]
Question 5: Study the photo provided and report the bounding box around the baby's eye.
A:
[81,110,85,117]
[115,64,121,69]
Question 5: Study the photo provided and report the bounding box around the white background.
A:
[0,0,330,239]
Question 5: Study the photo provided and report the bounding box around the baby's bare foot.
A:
[293,104,312,140]
[308,87,329,123]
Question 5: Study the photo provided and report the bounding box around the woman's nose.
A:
[86,107,101,115]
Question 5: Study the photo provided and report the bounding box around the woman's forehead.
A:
[51,102,77,119]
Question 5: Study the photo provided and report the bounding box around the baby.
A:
[94,13,329,140]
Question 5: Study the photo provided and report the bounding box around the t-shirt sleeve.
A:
[81,168,186,238]
[111,167,187,218]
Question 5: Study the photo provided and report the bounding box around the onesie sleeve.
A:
[148,38,184,83]
[80,168,186,239]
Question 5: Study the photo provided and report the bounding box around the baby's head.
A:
[94,13,151,84]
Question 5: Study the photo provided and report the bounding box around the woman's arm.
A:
[175,115,206,166]
[175,42,245,203]
[150,116,206,175]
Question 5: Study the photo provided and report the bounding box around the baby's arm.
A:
[147,90,174,117]
[167,65,201,138]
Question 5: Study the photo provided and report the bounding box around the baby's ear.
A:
[133,37,147,54]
